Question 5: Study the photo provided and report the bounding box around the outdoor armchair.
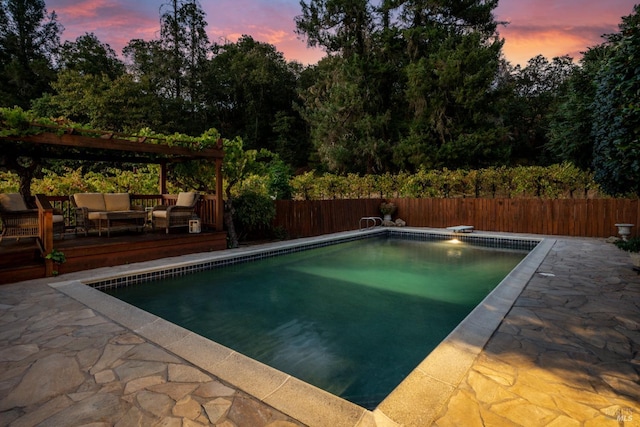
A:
[0,193,64,242]
[151,192,200,234]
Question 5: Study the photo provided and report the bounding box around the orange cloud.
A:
[500,26,600,66]
[494,0,634,67]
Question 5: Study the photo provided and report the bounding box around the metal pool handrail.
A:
[359,216,382,230]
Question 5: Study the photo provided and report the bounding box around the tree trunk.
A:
[224,198,238,248]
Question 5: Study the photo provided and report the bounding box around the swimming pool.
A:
[105,233,529,408]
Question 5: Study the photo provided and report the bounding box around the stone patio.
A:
[0,233,639,426]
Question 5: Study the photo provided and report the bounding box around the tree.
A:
[546,47,608,170]
[295,0,508,173]
[59,33,124,79]
[592,5,640,196]
[503,55,576,164]
[0,0,63,108]
[397,29,507,170]
[122,0,210,134]
[296,0,375,57]
[159,0,209,102]
[296,1,404,173]
[205,36,308,163]
[298,55,394,173]
[50,70,163,132]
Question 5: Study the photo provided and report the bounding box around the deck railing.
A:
[274,198,640,239]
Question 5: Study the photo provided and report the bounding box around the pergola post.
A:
[159,162,168,195]
[215,158,224,231]
[35,195,55,277]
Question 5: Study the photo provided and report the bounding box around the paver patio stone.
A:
[149,382,200,401]
[35,393,124,426]
[552,395,601,421]
[114,360,166,382]
[489,397,558,425]
[168,363,213,383]
[0,344,38,361]
[0,353,85,410]
[90,343,134,374]
[546,415,581,427]
[431,389,483,427]
[123,374,164,394]
[194,380,235,398]
[172,395,203,419]
[136,390,174,417]
[465,370,518,403]
[203,397,232,423]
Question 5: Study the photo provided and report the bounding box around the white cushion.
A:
[153,210,192,219]
[152,210,168,219]
[0,193,28,211]
[87,212,103,220]
[104,193,130,211]
[176,192,195,207]
[74,193,106,211]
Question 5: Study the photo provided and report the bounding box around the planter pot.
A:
[383,214,392,221]
[615,223,634,241]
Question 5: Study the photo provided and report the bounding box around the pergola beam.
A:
[5,132,223,159]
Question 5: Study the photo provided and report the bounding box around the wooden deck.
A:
[0,229,227,285]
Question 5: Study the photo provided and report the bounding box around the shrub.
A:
[232,191,276,241]
[615,237,640,253]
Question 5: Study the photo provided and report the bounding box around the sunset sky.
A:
[46,0,636,67]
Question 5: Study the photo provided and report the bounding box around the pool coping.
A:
[49,228,554,427]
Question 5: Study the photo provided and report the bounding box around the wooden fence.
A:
[274,198,640,239]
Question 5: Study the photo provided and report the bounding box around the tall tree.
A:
[397,0,507,170]
[296,0,508,172]
[159,0,209,102]
[546,47,608,169]
[296,0,404,173]
[295,0,375,57]
[205,36,308,164]
[0,0,62,108]
[592,5,640,196]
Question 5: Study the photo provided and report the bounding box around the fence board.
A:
[273,198,640,239]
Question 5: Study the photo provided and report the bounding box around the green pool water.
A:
[106,236,526,408]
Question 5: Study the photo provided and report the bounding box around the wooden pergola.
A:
[0,125,225,277]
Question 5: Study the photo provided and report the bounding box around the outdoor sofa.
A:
[71,193,146,237]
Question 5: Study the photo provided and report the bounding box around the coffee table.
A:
[96,211,147,237]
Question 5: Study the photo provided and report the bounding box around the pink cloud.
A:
[47,0,636,67]
[495,0,634,66]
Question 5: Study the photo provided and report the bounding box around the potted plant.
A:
[379,202,397,221]
[614,237,640,267]
[45,249,66,276]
